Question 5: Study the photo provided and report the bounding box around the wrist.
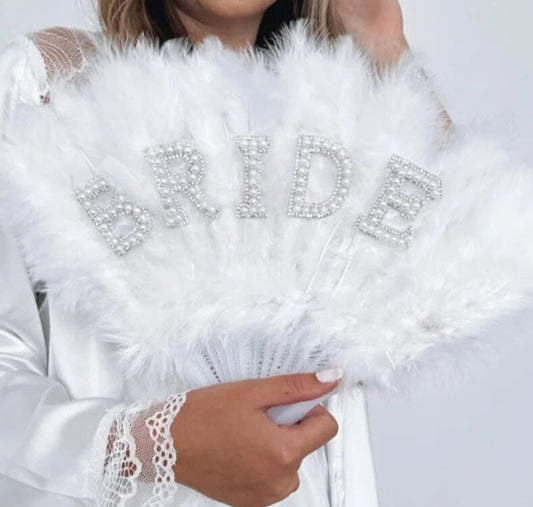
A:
[170,391,198,487]
[365,34,410,66]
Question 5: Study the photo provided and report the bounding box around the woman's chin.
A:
[181,0,278,21]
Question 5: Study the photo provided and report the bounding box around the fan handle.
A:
[266,390,337,426]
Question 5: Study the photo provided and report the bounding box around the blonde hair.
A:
[302,0,339,38]
[98,0,339,46]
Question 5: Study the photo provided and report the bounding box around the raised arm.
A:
[332,0,454,136]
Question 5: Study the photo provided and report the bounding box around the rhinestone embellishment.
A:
[355,154,443,248]
[235,136,271,219]
[76,176,152,256]
[288,135,354,219]
[144,142,221,227]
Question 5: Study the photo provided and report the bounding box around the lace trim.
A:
[89,403,130,500]
[101,401,145,505]
[145,393,187,505]
[92,392,188,506]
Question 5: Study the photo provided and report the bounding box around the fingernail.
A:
[315,367,344,383]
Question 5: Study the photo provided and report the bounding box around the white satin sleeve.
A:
[0,227,118,498]
[0,227,189,504]
[0,36,189,506]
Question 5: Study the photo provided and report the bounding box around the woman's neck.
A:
[173,6,264,49]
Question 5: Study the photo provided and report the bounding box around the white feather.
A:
[1,22,532,397]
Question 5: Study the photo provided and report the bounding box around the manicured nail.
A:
[315,367,344,383]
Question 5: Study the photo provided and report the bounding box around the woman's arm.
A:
[0,35,175,503]
[0,227,122,499]
[332,0,453,135]
[0,35,122,501]
[0,221,340,505]
[333,0,408,67]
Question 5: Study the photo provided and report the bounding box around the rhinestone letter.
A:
[288,135,354,219]
[76,176,152,256]
[355,154,443,248]
[235,136,271,219]
[144,142,221,227]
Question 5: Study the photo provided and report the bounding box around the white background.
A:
[1,1,532,505]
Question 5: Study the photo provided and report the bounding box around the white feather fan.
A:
[1,22,532,397]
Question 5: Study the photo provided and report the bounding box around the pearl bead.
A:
[75,176,152,256]
[288,135,354,219]
[355,154,442,248]
[235,135,271,219]
[144,141,221,228]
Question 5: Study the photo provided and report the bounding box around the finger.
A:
[239,368,344,408]
[287,405,339,457]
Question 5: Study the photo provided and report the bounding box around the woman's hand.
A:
[331,0,409,66]
[171,372,341,507]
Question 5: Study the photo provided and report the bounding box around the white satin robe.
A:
[0,33,379,506]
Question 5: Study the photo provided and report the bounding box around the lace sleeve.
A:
[27,26,101,99]
[91,392,189,506]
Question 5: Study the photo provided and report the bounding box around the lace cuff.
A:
[90,392,188,506]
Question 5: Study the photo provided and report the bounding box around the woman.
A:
[0,1,435,506]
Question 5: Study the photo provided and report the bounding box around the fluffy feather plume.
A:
[1,22,532,397]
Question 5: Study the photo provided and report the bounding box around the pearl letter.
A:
[355,154,443,248]
[76,176,152,256]
[144,141,221,227]
[288,135,353,219]
[235,136,271,219]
